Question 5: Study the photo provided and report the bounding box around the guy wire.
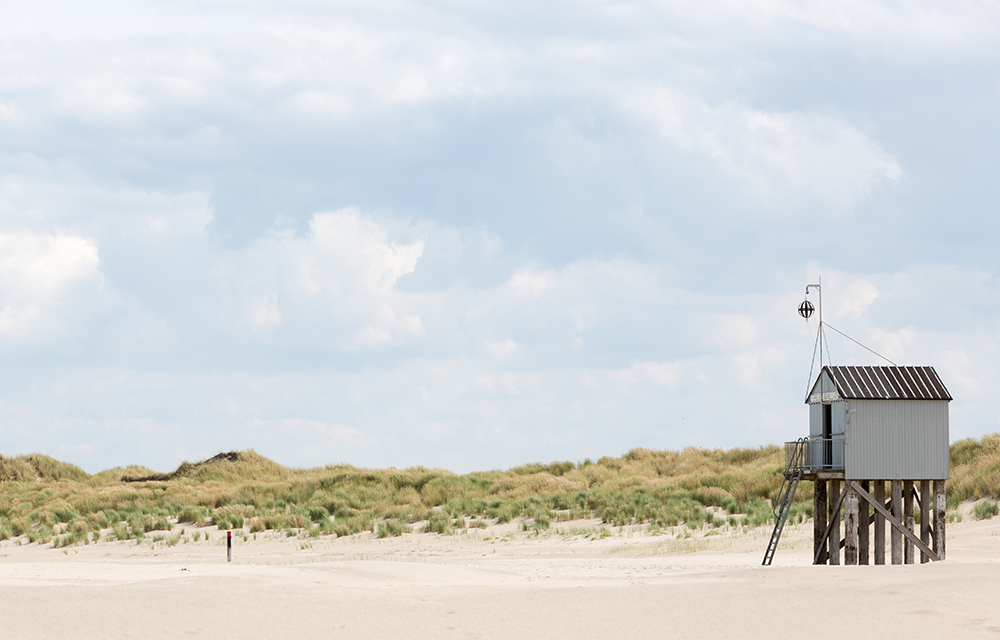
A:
[822,323,833,367]
[823,322,897,366]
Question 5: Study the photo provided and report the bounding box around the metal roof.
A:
[819,366,952,401]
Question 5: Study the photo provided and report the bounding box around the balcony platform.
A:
[800,469,845,481]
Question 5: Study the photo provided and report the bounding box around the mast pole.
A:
[806,279,823,373]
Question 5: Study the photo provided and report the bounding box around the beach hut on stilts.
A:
[762,280,952,566]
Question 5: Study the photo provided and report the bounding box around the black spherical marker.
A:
[798,300,815,319]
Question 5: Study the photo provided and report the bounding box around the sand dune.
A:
[1,517,999,639]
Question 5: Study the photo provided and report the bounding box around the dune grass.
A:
[0,446,794,545]
[1,434,998,547]
[973,500,998,520]
[947,433,1000,503]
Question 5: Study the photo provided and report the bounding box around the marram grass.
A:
[1,435,998,547]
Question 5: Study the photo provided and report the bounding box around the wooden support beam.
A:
[849,481,940,562]
[874,481,885,565]
[839,496,891,549]
[920,480,931,564]
[844,486,859,565]
[934,480,946,561]
[891,480,903,565]
[840,496,889,550]
[904,480,914,565]
[814,479,827,565]
[864,499,892,526]
[829,479,841,565]
[859,480,870,565]
[813,484,849,566]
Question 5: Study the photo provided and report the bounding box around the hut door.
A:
[822,403,832,468]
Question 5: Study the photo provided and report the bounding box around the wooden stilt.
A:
[812,486,848,565]
[849,482,939,561]
[904,480,914,564]
[859,480,870,565]
[920,480,931,564]
[845,486,859,565]
[814,479,828,565]
[891,480,903,565]
[829,479,841,565]
[874,481,885,565]
[934,480,946,561]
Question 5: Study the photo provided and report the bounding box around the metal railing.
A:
[784,436,844,472]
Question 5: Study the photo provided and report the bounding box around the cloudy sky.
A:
[1,0,998,473]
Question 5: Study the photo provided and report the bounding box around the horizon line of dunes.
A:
[1,434,999,546]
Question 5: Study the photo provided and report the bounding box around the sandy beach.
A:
[1,516,999,639]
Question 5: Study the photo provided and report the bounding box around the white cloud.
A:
[0,232,99,294]
[728,0,1000,61]
[485,339,517,361]
[936,349,982,400]
[626,87,902,213]
[713,314,757,349]
[0,231,102,341]
[0,305,41,338]
[306,210,423,293]
[508,270,555,299]
[870,326,918,363]
[599,360,692,394]
[838,279,880,318]
[632,360,685,388]
[61,72,147,122]
[230,208,425,346]
[248,294,283,330]
[732,347,791,391]
[4,252,999,472]
[1,0,999,473]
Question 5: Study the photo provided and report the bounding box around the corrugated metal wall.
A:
[845,400,949,480]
